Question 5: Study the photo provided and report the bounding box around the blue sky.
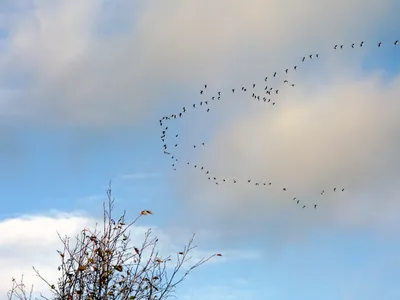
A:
[1,0,400,299]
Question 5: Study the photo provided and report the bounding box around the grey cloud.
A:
[173,63,400,252]
[0,0,397,127]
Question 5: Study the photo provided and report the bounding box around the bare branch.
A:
[7,181,222,300]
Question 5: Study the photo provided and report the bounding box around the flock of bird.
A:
[158,39,399,210]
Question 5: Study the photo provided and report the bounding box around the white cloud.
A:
[0,213,94,298]
[0,211,252,299]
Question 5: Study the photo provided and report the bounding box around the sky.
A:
[0,0,400,299]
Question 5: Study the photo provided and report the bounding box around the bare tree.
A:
[8,181,222,300]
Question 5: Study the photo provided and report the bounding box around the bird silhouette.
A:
[160,39,362,210]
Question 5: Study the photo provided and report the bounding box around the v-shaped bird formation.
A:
[159,39,399,210]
